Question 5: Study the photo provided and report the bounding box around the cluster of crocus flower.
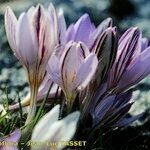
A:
[2,2,150,150]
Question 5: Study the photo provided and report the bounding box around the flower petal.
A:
[92,27,117,85]
[115,46,150,92]
[16,12,36,67]
[67,14,95,47]
[95,95,116,124]
[108,27,141,89]
[5,7,19,58]
[58,9,67,44]
[47,46,64,88]
[31,111,80,150]
[0,129,21,150]
[31,105,60,141]
[116,114,142,127]
[141,38,149,51]
[32,4,56,66]
[91,18,112,46]
[48,3,59,44]
[76,53,98,91]
[60,42,84,93]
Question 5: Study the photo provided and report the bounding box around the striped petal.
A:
[60,42,85,94]
[91,17,112,44]
[116,46,150,92]
[108,27,141,89]
[32,4,56,66]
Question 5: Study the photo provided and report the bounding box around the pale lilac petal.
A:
[44,111,80,142]
[118,27,141,71]
[58,9,67,44]
[46,47,63,87]
[66,24,75,42]
[119,27,133,44]
[78,41,90,58]
[57,111,80,143]
[5,7,19,58]
[67,14,95,46]
[48,3,59,44]
[115,46,150,92]
[27,6,35,18]
[108,28,141,88]
[31,105,60,141]
[116,114,142,127]
[0,129,21,150]
[45,112,80,150]
[37,73,60,100]
[95,95,116,124]
[91,18,112,45]
[92,27,117,86]
[31,111,80,150]
[59,42,82,92]
[36,5,56,66]
[141,38,149,51]
[76,53,98,91]
[16,13,36,67]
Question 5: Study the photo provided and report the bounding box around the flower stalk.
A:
[25,77,39,125]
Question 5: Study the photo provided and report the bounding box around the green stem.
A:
[20,79,39,148]
[67,97,75,113]
[25,83,38,125]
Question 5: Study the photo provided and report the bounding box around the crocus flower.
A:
[94,90,141,130]
[0,129,21,150]
[80,26,117,117]
[80,27,149,131]
[31,105,80,150]
[47,41,98,110]
[108,27,150,93]
[66,14,112,50]
[5,3,58,124]
[8,12,112,113]
[57,11,113,53]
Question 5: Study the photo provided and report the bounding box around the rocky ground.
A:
[0,0,150,149]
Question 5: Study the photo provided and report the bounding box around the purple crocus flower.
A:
[58,11,113,51]
[47,41,98,109]
[5,4,57,88]
[66,14,112,50]
[108,27,150,93]
[80,27,149,130]
[5,4,59,124]
[94,90,141,130]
